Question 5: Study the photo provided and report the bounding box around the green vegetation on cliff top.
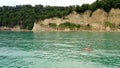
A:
[0,0,120,30]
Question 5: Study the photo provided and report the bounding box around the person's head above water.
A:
[87,44,91,47]
[83,43,91,52]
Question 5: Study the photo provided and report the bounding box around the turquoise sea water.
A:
[0,32,120,68]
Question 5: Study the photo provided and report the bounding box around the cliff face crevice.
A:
[32,8,120,32]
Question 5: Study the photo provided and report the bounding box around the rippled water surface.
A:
[0,32,120,68]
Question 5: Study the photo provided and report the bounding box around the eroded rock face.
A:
[32,8,120,32]
[89,9,108,30]
[108,8,120,25]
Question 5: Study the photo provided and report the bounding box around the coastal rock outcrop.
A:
[32,8,120,32]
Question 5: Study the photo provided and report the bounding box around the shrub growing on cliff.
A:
[59,22,80,30]
[48,23,57,28]
[76,24,81,29]
[104,21,115,28]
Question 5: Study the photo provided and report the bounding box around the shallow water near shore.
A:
[0,32,120,68]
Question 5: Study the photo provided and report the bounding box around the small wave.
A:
[53,43,74,47]
[92,50,120,57]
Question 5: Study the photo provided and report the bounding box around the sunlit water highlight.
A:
[0,32,120,68]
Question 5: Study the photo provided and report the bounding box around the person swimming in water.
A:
[83,44,91,52]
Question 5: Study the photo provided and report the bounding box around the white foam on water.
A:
[53,43,74,47]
